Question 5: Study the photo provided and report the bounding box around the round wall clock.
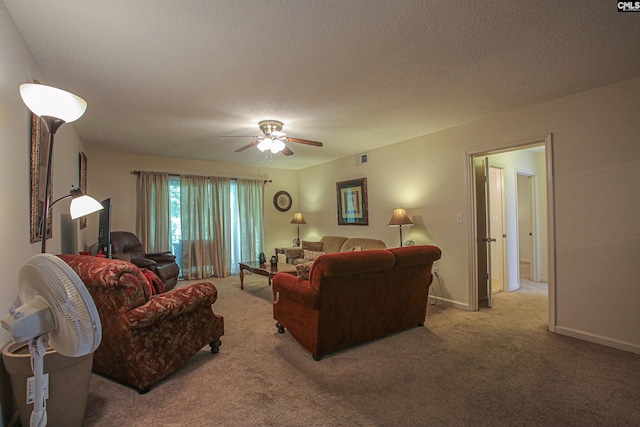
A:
[273,191,292,212]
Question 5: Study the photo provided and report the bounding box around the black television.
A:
[98,198,112,258]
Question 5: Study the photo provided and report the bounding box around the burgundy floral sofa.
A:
[272,245,441,360]
[58,254,224,392]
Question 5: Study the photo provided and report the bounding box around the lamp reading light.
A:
[47,186,103,224]
[64,187,104,219]
[387,208,414,247]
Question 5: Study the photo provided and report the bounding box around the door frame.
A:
[466,133,556,332]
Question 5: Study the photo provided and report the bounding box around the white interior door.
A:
[489,166,506,293]
[517,173,534,281]
[474,157,494,308]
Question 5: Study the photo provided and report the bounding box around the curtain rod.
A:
[131,170,272,184]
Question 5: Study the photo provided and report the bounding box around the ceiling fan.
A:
[228,120,323,156]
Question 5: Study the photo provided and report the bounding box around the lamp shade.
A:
[387,208,414,227]
[19,83,87,123]
[257,138,272,152]
[290,212,306,224]
[271,139,286,153]
[69,195,103,219]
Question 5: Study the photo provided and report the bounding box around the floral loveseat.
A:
[58,254,224,392]
[273,245,441,360]
[284,235,386,265]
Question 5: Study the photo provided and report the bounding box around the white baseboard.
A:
[555,326,640,355]
[427,295,469,310]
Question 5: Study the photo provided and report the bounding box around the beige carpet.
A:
[81,275,640,427]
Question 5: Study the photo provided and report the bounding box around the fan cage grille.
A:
[19,254,101,357]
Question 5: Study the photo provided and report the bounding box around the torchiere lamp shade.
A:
[19,83,87,123]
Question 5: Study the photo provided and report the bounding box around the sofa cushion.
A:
[296,262,314,280]
[302,241,323,251]
[320,236,348,254]
[303,249,325,261]
[340,237,386,252]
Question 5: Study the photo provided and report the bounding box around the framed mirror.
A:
[30,101,52,243]
[79,152,88,229]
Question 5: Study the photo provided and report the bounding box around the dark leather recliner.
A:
[110,231,180,291]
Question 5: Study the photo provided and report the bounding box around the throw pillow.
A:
[303,249,325,261]
[302,241,323,251]
[296,262,313,280]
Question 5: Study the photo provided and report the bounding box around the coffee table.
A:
[238,261,297,290]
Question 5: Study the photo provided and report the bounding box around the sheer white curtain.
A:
[136,172,171,252]
[137,172,264,279]
[180,175,231,279]
[235,179,265,270]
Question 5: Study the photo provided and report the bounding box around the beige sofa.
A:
[284,235,386,265]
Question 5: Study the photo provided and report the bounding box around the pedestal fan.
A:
[1,254,102,427]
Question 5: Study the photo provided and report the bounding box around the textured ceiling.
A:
[4,1,640,170]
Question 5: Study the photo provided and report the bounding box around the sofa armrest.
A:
[273,273,320,309]
[128,282,218,329]
[284,248,302,261]
[146,252,177,263]
[130,258,157,269]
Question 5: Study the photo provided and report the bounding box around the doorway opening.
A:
[467,134,556,332]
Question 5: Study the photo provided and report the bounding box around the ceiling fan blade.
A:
[282,146,294,156]
[221,135,261,138]
[235,141,260,152]
[287,137,323,147]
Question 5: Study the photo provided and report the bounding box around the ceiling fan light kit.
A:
[257,137,286,154]
[230,119,323,158]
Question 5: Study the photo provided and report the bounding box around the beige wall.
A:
[1,10,640,427]
[0,5,95,424]
[0,7,92,341]
[299,76,640,353]
[84,151,300,257]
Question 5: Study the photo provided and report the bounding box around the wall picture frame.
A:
[336,178,368,225]
[79,152,88,229]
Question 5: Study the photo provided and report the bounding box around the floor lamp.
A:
[387,208,414,247]
[20,83,102,253]
[290,212,306,247]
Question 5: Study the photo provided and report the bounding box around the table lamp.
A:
[290,212,306,247]
[387,208,413,247]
